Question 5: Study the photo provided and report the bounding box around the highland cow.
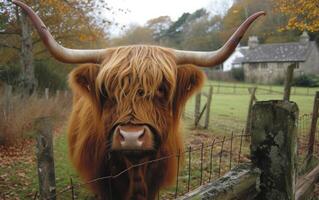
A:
[13,1,264,199]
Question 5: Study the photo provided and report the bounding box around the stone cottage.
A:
[233,32,319,84]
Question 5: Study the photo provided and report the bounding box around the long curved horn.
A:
[174,11,266,67]
[13,0,109,64]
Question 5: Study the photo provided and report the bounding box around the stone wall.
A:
[243,62,291,84]
[303,44,319,74]
[244,55,318,84]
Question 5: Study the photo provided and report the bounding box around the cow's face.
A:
[69,46,204,156]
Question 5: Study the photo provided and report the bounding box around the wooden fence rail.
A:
[203,82,317,96]
[179,100,319,200]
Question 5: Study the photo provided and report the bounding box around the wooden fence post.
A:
[195,104,207,128]
[55,90,60,100]
[244,87,256,136]
[64,90,68,98]
[283,64,295,101]
[204,86,213,129]
[194,92,201,126]
[306,91,319,161]
[35,117,56,200]
[45,88,49,100]
[251,100,298,200]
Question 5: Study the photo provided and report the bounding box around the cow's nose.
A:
[119,127,145,147]
[112,125,152,150]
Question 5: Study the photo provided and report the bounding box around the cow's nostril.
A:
[119,131,125,142]
[138,131,145,141]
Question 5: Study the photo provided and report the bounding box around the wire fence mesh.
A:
[29,111,318,199]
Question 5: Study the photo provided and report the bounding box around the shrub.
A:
[293,74,319,87]
[35,61,68,91]
[231,67,244,82]
[0,60,70,92]
[273,76,285,85]
[0,93,71,145]
[0,64,21,86]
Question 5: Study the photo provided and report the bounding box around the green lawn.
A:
[184,81,317,134]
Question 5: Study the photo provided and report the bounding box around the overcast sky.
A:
[104,0,233,34]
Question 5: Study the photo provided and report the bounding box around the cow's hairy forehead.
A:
[96,45,177,101]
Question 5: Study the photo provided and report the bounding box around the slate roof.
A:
[234,41,317,64]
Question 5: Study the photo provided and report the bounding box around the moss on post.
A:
[35,117,56,200]
[251,100,298,200]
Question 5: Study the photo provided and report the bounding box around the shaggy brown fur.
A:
[67,45,204,199]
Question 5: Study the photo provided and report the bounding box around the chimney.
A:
[248,36,259,49]
[299,31,309,44]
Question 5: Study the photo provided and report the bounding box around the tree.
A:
[0,0,112,93]
[274,0,319,32]
[146,16,172,42]
[222,0,301,44]
[162,9,210,48]
[110,25,155,46]
[180,15,223,51]
[19,3,35,95]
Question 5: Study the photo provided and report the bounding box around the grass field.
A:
[0,80,318,199]
[184,81,317,134]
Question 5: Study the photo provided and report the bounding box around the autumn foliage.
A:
[274,0,319,32]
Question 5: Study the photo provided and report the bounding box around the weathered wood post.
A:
[194,92,201,126]
[296,164,319,200]
[204,86,213,129]
[195,103,207,128]
[244,87,256,137]
[283,64,295,101]
[45,88,49,100]
[64,90,68,98]
[306,91,319,161]
[55,90,60,101]
[35,117,56,200]
[251,100,298,200]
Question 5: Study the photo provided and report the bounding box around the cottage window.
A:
[261,63,267,69]
[249,63,258,70]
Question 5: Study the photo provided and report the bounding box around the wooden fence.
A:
[189,66,303,130]
[204,79,317,97]
[179,100,319,200]
[31,98,319,200]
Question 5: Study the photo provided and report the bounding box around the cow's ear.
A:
[69,64,100,103]
[173,64,205,117]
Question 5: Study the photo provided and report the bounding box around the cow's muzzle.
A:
[111,124,158,151]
